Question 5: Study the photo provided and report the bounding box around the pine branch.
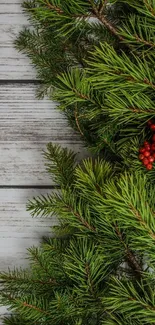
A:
[115,225,142,277]
[103,277,155,323]
[3,315,30,325]
[130,204,155,240]
[144,0,155,17]
[64,202,96,232]
[99,0,108,14]
[27,247,53,278]
[22,301,48,315]
[0,271,58,287]
[43,143,77,187]
[5,2,155,323]
[45,0,64,14]
[88,0,124,41]
[74,104,84,136]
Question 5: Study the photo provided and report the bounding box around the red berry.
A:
[145,145,151,151]
[151,124,155,131]
[153,153,155,158]
[139,147,145,153]
[149,156,154,163]
[144,141,149,146]
[139,154,144,160]
[143,158,149,165]
[151,144,155,151]
[152,134,155,142]
[148,120,153,126]
[144,151,150,157]
[146,163,153,170]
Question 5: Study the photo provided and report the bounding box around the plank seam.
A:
[0,185,59,189]
[0,80,41,84]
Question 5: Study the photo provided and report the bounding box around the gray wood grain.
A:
[0,188,55,271]
[0,1,36,79]
[0,187,56,323]
[0,83,86,186]
[0,1,87,322]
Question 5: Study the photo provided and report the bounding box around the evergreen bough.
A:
[2,1,155,324]
[1,144,155,324]
[15,0,155,159]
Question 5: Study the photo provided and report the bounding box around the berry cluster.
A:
[139,120,155,170]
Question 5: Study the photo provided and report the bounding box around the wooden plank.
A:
[0,187,56,324]
[0,188,54,271]
[0,84,86,186]
[1,1,23,4]
[0,2,36,79]
[0,307,9,325]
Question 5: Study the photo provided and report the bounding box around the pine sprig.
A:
[15,0,155,153]
[4,0,155,324]
[43,142,77,187]
[103,277,155,323]
[2,144,155,323]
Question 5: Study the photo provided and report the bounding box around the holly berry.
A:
[139,154,144,160]
[138,120,155,170]
[139,147,145,153]
[151,144,155,151]
[150,124,155,131]
[144,151,150,157]
[146,163,153,170]
[143,158,149,165]
[144,141,149,146]
[148,120,153,126]
[149,156,154,163]
[145,144,151,151]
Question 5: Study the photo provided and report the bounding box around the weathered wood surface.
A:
[0,83,85,185]
[0,187,56,322]
[0,1,87,322]
[0,1,36,79]
[0,188,54,271]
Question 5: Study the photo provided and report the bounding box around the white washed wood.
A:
[0,187,56,323]
[0,1,87,322]
[0,84,86,186]
[0,188,55,271]
[0,1,36,79]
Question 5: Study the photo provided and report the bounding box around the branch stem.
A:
[88,0,124,42]
[74,105,84,136]
[115,225,142,277]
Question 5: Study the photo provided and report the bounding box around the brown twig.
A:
[130,205,155,240]
[74,105,84,136]
[144,0,155,16]
[99,0,108,15]
[110,70,155,90]
[4,294,49,315]
[65,204,96,232]
[46,0,123,42]
[135,35,155,48]
[88,0,124,42]
[72,209,96,232]
[85,262,95,296]
[115,225,142,277]
[143,78,155,89]
[30,249,52,277]
[23,302,48,314]
[2,275,58,286]
[128,295,155,312]
[46,0,95,18]
[92,183,142,277]
[45,1,64,14]
[73,88,90,101]
[130,106,155,113]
